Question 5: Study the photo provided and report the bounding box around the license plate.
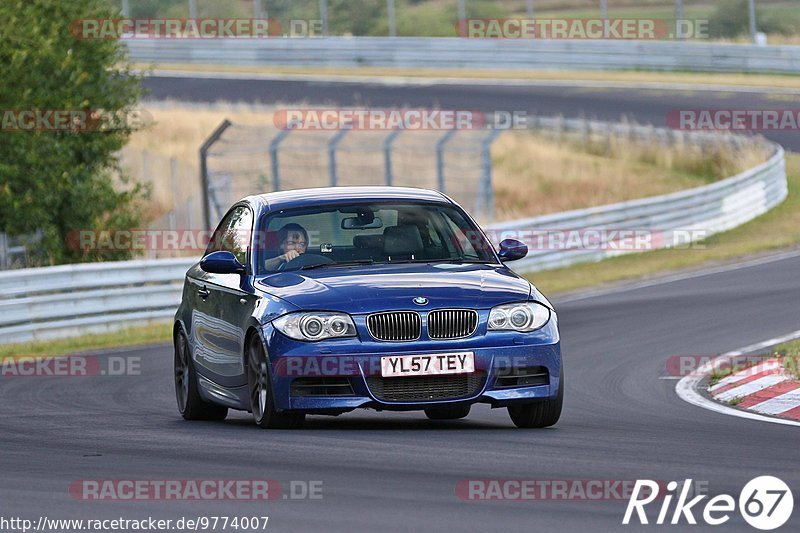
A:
[380,352,475,378]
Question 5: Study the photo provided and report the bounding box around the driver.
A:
[264,223,308,270]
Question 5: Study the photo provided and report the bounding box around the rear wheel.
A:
[507,370,563,428]
[424,404,471,420]
[247,335,305,429]
[174,331,228,421]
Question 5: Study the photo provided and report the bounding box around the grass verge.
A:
[778,340,800,380]
[526,152,800,295]
[0,323,172,359]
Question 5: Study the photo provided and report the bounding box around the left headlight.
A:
[272,312,357,341]
[488,302,551,332]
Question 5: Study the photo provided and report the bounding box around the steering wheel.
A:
[277,253,335,271]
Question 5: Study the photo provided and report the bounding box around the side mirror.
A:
[200,250,245,274]
[498,238,528,262]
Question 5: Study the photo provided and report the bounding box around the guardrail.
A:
[489,118,787,272]
[125,37,800,74]
[0,258,194,344]
[0,122,787,345]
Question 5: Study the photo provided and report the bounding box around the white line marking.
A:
[557,249,800,304]
[675,329,800,427]
[751,389,800,415]
[714,375,789,402]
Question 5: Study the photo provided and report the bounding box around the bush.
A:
[0,0,148,264]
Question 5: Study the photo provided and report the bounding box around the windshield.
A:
[256,202,497,274]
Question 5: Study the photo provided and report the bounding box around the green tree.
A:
[0,0,147,264]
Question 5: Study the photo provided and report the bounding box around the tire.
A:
[174,330,228,421]
[246,335,305,429]
[424,404,471,420]
[507,369,563,428]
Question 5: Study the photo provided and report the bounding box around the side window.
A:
[205,206,253,265]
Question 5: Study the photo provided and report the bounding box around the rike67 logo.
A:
[624,476,793,530]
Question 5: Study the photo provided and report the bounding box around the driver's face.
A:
[280,231,307,254]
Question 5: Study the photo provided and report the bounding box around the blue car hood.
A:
[255,263,531,314]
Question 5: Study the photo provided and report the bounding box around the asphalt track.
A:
[143,75,800,150]
[2,251,799,532]
[1,76,798,531]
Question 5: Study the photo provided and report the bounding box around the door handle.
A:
[197,287,210,299]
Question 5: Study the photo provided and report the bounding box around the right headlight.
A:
[488,302,551,332]
[272,312,357,341]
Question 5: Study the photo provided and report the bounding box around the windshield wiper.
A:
[299,259,375,271]
[386,258,490,265]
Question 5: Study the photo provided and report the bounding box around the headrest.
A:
[383,225,424,256]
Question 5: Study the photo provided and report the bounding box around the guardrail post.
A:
[328,129,350,186]
[436,130,457,193]
[319,0,329,36]
[0,233,7,271]
[480,129,502,221]
[387,0,397,37]
[170,156,179,210]
[269,128,292,192]
[383,129,402,186]
[199,119,232,230]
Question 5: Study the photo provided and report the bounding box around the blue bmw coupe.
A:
[174,187,562,428]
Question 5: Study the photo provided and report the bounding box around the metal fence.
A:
[118,149,203,258]
[125,37,800,74]
[0,232,42,270]
[0,118,787,344]
[201,118,500,229]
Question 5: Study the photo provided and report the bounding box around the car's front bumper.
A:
[260,315,562,413]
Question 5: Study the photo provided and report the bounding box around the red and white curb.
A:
[709,359,800,419]
[676,330,800,427]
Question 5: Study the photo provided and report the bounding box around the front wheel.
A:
[174,330,228,421]
[247,335,305,429]
[507,370,563,428]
